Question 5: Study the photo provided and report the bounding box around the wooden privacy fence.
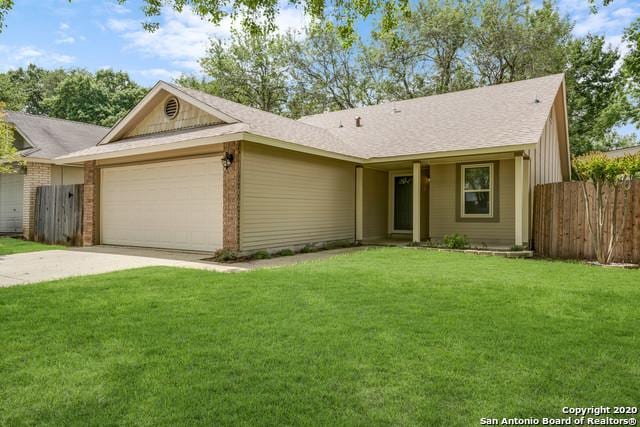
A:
[34,184,84,246]
[533,180,640,263]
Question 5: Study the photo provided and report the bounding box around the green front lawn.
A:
[0,237,63,255]
[1,248,638,425]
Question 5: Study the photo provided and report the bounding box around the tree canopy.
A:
[0,104,22,174]
[0,66,147,127]
[0,0,406,43]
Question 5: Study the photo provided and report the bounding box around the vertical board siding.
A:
[240,143,355,251]
[533,181,640,263]
[34,184,84,246]
[429,159,515,245]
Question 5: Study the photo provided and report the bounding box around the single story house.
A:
[0,112,108,237]
[58,73,570,253]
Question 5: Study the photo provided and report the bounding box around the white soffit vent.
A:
[164,97,180,119]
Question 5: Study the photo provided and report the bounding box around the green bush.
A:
[300,245,317,253]
[275,249,294,257]
[442,233,469,249]
[252,250,271,260]
[212,249,238,262]
[324,240,354,250]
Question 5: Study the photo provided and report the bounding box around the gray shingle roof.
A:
[6,112,109,160]
[299,73,565,159]
[165,82,362,156]
[57,74,566,162]
[605,145,640,158]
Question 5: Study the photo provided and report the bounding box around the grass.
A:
[0,248,638,425]
[0,237,63,255]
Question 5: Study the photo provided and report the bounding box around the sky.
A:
[0,0,639,131]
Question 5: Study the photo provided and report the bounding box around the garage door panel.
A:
[101,157,222,251]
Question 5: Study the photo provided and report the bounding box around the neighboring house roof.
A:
[57,73,568,165]
[605,145,640,158]
[6,111,109,161]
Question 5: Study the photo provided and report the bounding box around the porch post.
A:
[412,161,421,243]
[523,158,530,245]
[514,154,524,246]
[356,166,363,242]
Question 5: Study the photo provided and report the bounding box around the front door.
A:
[393,175,413,231]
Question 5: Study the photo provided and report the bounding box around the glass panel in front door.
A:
[394,176,413,231]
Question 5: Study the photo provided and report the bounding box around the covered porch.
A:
[355,152,531,248]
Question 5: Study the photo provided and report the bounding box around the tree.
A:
[565,35,627,155]
[180,30,292,114]
[0,0,407,45]
[0,103,23,174]
[410,0,474,94]
[470,0,571,84]
[41,69,147,126]
[0,65,67,115]
[621,18,640,127]
[288,24,376,115]
[573,152,640,264]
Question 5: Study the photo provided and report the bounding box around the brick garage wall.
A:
[223,141,241,251]
[82,160,98,246]
[22,162,52,240]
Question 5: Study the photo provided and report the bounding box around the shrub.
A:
[324,240,353,250]
[300,245,317,253]
[573,152,640,264]
[252,250,271,260]
[275,248,294,257]
[510,245,525,252]
[212,249,238,262]
[442,233,469,249]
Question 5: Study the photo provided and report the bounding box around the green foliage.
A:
[288,24,377,115]
[275,248,295,257]
[573,151,640,184]
[622,18,640,128]
[0,66,147,127]
[212,248,239,262]
[0,237,63,255]
[252,250,271,260]
[565,36,628,155]
[573,151,640,264]
[0,105,23,174]
[442,233,469,249]
[42,69,147,126]
[471,0,572,85]
[300,245,318,253]
[182,30,293,115]
[0,0,408,46]
[0,65,67,115]
[510,245,525,252]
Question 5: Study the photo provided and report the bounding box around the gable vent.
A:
[164,97,180,119]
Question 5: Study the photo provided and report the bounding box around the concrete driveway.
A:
[0,245,365,287]
[0,247,245,287]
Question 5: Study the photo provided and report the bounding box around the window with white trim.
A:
[461,163,493,218]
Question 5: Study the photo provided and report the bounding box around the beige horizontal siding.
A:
[240,143,356,251]
[429,159,515,245]
[51,165,84,185]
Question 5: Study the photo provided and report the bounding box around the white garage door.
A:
[0,173,24,233]
[100,157,223,251]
